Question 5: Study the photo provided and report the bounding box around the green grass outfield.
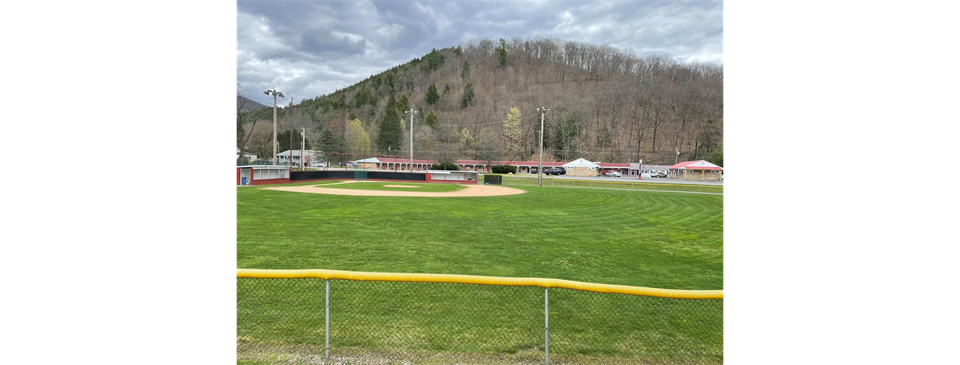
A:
[486,174,723,194]
[324,181,467,193]
[238,184,723,364]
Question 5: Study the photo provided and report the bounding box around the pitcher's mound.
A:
[265,182,525,197]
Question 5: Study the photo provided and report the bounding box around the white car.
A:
[602,171,622,177]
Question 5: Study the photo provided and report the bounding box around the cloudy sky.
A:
[238,0,722,106]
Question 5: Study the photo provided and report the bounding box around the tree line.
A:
[238,37,723,167]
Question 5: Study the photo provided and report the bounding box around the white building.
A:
[236,148,258,162]
[278,150,325,167]
[561,158,603,177]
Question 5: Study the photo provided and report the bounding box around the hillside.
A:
[237,96,267,112]
[239,37,722,165]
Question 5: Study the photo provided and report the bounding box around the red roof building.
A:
[667,160,723,181]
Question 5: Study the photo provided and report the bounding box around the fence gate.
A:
[355,169,367,181]
[485,175,502,185]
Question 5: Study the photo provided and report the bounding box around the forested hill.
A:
[237,96,267,112]
[238,37,722,165]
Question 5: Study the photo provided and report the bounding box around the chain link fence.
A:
[238,274,722,365]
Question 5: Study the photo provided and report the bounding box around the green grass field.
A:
[488,174,723,194]
[238,183,723,364]
[324,181,467,193]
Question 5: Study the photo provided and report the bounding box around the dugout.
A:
[237,165,291,185]
[426,170,479,184]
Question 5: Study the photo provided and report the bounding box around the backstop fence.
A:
[238,269,723,365]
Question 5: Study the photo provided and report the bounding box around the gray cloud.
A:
[238,0,722,105]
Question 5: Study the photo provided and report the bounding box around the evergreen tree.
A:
[495,38,508,68]
[461,60,470,81]
[426,83,439,104]
[397,94,410,115]
[425,48,445,71]
[319,128,343,165]
[353,88,368,108]
[385,72,395,90]
[707,146,723,167]
[277,129,310,150]
[461,83,476,108]
[454,45,462,56]
[377,95,403,153]
[425,110,438,129]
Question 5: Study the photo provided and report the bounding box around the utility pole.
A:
[536,107,550,187]
[676,148,680,165]
[289,98,294,168]
[405,108,418,170]
[263,89,285,165]
[301,128,306,170]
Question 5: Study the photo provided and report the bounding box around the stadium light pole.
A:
[263,89,285,165]
[405,108,418,170]
[289,98,294,168]
[536,107,550,187]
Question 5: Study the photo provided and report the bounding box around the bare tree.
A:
[237,84,260,164]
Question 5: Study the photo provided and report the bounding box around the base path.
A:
[265,181,526,197]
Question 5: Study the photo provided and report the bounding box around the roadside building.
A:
[278,150,324,167]
[351,157,436,171]
[562,158,602,177]
[667,160,723,181]
[598,163,631,176]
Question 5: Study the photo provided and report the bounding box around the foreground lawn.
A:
[237,185,723,364]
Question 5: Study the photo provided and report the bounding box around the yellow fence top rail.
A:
[237,269,723,299]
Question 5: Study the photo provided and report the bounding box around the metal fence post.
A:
[325,279,330,359]
[545,288,549,365]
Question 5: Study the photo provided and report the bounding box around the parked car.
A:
[654,172,668,178]
[602,170,622,177]
[544,167,566,175]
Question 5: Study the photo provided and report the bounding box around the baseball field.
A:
[237,181,723,364]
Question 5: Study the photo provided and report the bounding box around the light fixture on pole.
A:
[263,89,285,165]
[405,108,418,170]
[536,107,550,187]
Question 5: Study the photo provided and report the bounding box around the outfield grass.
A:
[237,184,722,363]
[488,174,723,194]
[325,181,467,193]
